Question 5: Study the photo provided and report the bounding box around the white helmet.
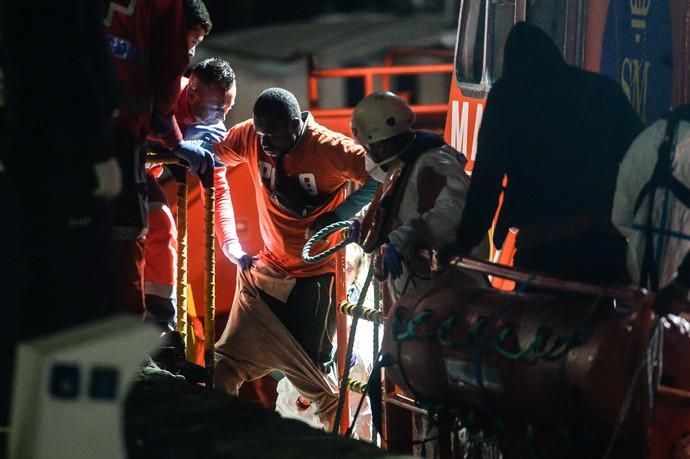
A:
[350,91,415,146]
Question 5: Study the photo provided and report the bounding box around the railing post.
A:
[307,54,320,108]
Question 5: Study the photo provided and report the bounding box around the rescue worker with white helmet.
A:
[351,91,488,301]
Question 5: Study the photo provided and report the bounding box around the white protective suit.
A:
[385,140,489,301]
[612,119,690,287]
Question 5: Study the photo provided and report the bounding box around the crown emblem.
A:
[630,0,651,16]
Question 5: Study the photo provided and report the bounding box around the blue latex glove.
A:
[383,243,403,280]
[347,220,361,244]
[183,122,227,145]
[238,254,254,271]
[173,141,215,176]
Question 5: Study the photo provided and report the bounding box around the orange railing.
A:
[307,49,453,110]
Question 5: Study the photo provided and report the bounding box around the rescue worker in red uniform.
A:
[144,57,243,330]
[104,0,215,315]
[212,88,378,430]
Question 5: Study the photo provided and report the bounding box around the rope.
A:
[333,261,374,434]
[204,185,216,389]
[346,380,369,438]
[345,377,368,394]
[302,220,352,264]
[492,326,589,362]
[372,276,381,444]
[338,300,384,324]
[437,315,486,349]
[145,152,182,165]
[175,177,189,352]
[373,276,380,365]
[394,309,437,341]
[393,297,589,363]
[474,276,536,445]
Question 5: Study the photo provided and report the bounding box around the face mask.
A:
[365,153,400,183]
[195,107,225,125]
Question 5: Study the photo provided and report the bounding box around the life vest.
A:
[359,131,446,253]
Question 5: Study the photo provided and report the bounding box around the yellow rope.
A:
[176,179,189,354]
[346,378,367,394]
[338,300,384,324]
[145,151,181,165]
[204,185,216,385]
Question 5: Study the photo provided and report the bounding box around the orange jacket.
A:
[105,0,188,145]
[216,113,367,277]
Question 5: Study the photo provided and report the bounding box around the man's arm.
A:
[455,85,510,252]
[214,167,251,268]
[211,121,254,269]
[333,176,379,220]
[389,149,470,255]
[148,0,189,148]
[310,134,374,232]
[186,120,252,269]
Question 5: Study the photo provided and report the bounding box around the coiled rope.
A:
[302,220,353,264]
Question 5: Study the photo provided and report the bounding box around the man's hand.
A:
[434,241,468,270]
[93,158,122,199]
[383,243,403,280]
[237,254,254,271]
[222,240,254,271]
[346,220,361,244]
[654,279,689,317]
[173,141,215,176]
[184,123,227,145]
[307,212,340,239]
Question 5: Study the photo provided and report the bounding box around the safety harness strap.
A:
[634,105,690,290]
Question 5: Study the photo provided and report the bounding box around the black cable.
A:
[333,262,374,433]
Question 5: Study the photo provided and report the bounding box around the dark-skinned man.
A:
[212,88,377,430]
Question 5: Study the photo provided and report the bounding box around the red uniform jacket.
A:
[104,0,188,146]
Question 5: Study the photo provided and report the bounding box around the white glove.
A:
[93,158,122,199]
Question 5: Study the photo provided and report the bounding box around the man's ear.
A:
[290,117,302,135]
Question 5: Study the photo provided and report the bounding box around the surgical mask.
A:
[365,153,400,183]
[196,107,225,125]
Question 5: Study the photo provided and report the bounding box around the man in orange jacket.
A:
[213,88,378,430]
[144,57,243,330]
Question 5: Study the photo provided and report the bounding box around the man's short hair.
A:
[253,88,301,122]
[191,58,235,90]
[183,0,212,33]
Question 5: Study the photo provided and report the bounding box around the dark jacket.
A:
[456,22,643,252]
